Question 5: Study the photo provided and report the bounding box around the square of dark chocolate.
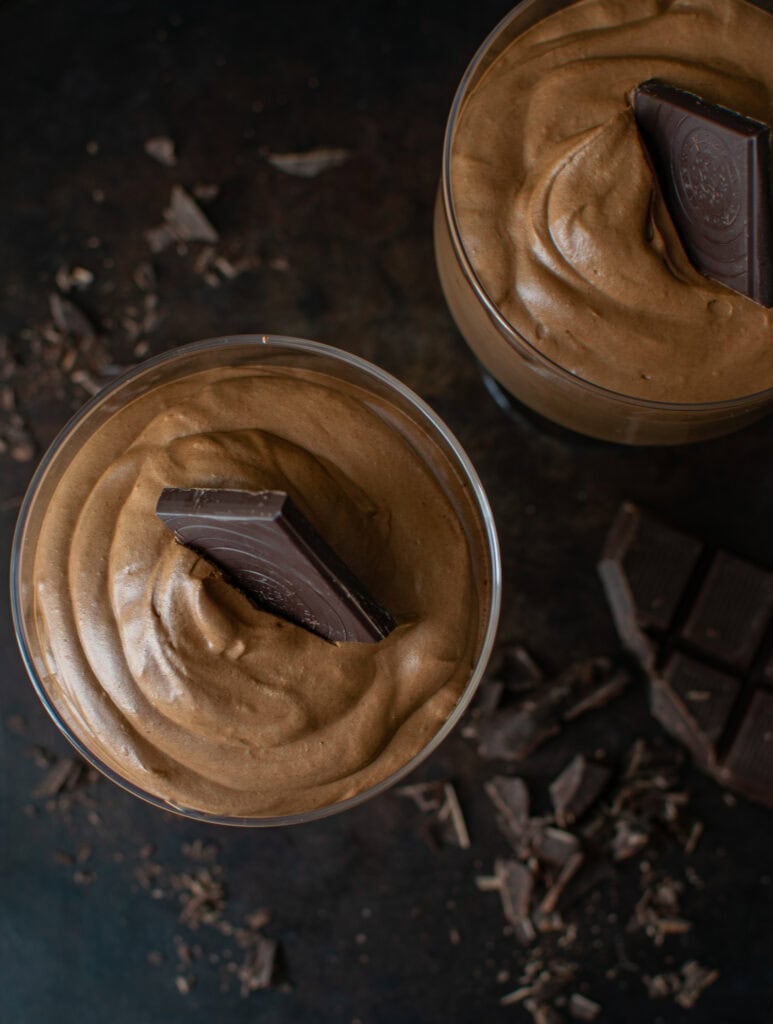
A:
[633,79,773,306]
[722,690,773,806]
[661,652,740,758]
[600,501,702,633]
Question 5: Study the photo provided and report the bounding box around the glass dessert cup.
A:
[11,335,501,827]
[435,0,773,446]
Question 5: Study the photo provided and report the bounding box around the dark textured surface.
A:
[2,1,773,1022]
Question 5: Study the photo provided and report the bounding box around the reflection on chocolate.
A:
[156,488,396,644]
[633,79,773,306]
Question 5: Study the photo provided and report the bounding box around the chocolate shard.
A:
[633,79,773,306]
[484,776,530,826]
[532,826,581,868]
[568,993,602,1022]
[599,502,773,809]
[549,755,611,828]
[494,858,535,944]
[156,488,396,644]
[598,501,702,666]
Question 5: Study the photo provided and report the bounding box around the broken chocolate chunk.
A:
[633,79,773,306]
[599,502,773,808]
[494,858,535,944]
[475,657,630,761]
[156,488,396,644]
[549,755,610,828]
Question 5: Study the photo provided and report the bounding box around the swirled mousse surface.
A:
[451,0,773,402]
[33,365,486,817]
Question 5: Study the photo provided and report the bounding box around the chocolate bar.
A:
[599,503,773,808]
[633,79,773,306]
[156,488,396,644]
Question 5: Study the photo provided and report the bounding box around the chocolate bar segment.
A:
[657,654,740,766]
[599,503,773,809]
[722,690,773,807]
[598,501,702,665]
[681,551,773,671]
[633,79,773,306]
[156,488,396,644]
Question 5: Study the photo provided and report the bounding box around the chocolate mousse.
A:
[30,362,490,818]
[441,0,773,433]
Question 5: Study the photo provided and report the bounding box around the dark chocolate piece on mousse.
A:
[599,502,773,808]
[633,78,773,306]
[156,487,396,644]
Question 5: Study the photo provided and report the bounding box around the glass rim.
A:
[440,0,773,414]
[11,333,502,828]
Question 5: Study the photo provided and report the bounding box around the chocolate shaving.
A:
[266,147,351,178]
[49,293,96,342]
[32,757,82,799]
[164,185,219,242]
[495,859,536,944]
[644,960,719,1008]
[630,875,691,946]
[441,782,471,850]
[538,851,584,916]
[568,993,602,1021]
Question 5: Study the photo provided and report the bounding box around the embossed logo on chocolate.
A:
[677,127,741,229]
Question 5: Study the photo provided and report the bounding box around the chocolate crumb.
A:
[442,782,471,850]
[193,183,220,202]
[567,992,601,1021]
[144,136,177,167]
[494,859,536,944]
[397,781,445,813]
[174,974,196,995]
[55,266,94,293]
[163,185,218,243]
[644,960,719,1008]
[539,852,585,916]
[32,758,82,799]
[237,936,277,996]
[266,147,351,178]
[49,293,96,341]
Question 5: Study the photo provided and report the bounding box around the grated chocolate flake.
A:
[144,135,177,167]
[266,147,351,178]
[644,960,719,1008]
